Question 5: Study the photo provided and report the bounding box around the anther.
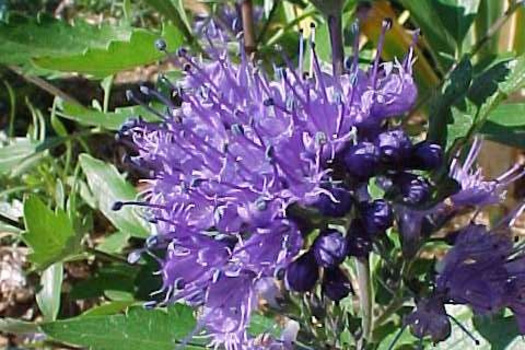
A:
[155,39,167,52]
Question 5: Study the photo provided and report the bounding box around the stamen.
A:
[370,18,392,88]
[309,22,316,78]
[299,28,305,74]
[447,314,481,345]
[126,90,167,120]
[350,20,360,72]
[403,28,420,70]
[112,200,166,211]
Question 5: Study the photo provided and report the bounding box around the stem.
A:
[8,65,81,106]
[356,256,373,347]
[241,0,257,54]
[328,12,344,76]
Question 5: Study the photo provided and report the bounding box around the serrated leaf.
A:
[41,305,203,350]
[36,262,63,321]
[22,196,81,269]
[33,24,184,78]
[428,56,472,147]
[435,0,480,49]
[0,15,131,70]
[79,154,149,238]
[57,102,160,130]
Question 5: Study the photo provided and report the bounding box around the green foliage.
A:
[0,15,131,70]
[34,23,184,78]
[0,139,39,176]
[79,154,150,238]
[22,195,81,269]
[41,305,201,350]
[36,263,64,321]
[57,101,160,130]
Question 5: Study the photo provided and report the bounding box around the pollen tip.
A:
[263,98,275,106]
[310,22,316,29]
[155,39,167,52]
[112,201,124,211]
[176,47,188,57]
[139,85,150,95]
[382,18,393,30]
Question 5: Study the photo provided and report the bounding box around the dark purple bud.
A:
[410,141,443,170]
[313,230,347,268]
[284,252,319,292]
[313,186,353,217]
[344,142,380,180]
[346,219,373,258]
[322,267,353,302]
[394,172,432,204]
[405,297,451,343]
[375,129,412,166]
[360,199,393,235]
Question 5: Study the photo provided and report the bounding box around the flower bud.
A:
[344,142,380,180]
[313,230,347,268]
[284,252,319,292]
[322,267,353,302]
[346,219,373,258]
[410,141,443,170]
[313,186,353,217]
[375,129,412,166]
[394,172,432,204]
[360,199,393,235]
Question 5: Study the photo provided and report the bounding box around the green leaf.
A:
[0,15,131,70]
[33,24,184,78]
[473,312,523,350]
[0,318,40,334]
[436,306,525,349]
[97,231,131,254]
[79,154,149,238]
[0,138,39,176]
[57,101,160,130]
[81,301,135,318]
[428,56,473,148]
[36,262,63,321]
[143,0,193,43]
[446,103,476,150]
[70,264,137,300]
[248,313,282,338]
[435,0,480,50]
[22,196,81,269]
[41,305,203,350]
[480,103,525,149]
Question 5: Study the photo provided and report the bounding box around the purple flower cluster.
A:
[404,203,525,342]
[115,19,448,348]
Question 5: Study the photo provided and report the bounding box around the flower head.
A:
[116,17,422,347]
